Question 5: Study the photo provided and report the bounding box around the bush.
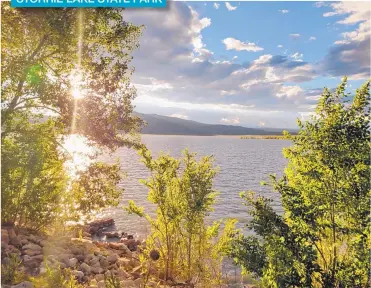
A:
[127,147,236,287]
[230,78,371,287]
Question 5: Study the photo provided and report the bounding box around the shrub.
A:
[230,78,371,287]
[127,147,236,287]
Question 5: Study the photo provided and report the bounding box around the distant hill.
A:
[135,113,294,136]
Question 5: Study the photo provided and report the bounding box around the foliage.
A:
[68,162,123,219]
[104,270,122,288]
[1,254,22,284]
[1,4,143,229]
[230,78,371,287]
[30,265,83,288]
[1,119,68,229]
[1,4,143,147]
[127,147,237,287]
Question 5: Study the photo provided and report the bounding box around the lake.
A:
[99,134,291,238]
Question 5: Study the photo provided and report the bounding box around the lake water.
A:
[99,135,290,239]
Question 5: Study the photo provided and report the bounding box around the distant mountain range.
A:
[135,113,297,136]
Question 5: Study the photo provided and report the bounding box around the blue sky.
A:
[123,1,370,128]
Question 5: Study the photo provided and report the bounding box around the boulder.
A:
[72,270,84,281]
[91,266,104,274]
[117,258,131,269]
[116,269,130,279]
[22,243,42,252]
[97,281,105,288]
[79,262,91,274]
[10,281,34,288]
[68,257,78,268]
[99,258,109,269]
[102,231,119,238]
[120,280,135,287]
[2,229,9,244]
[9,236,21,247]
[22,249,41,257]
[106,254,118,264]
[95,274,105,282]
[134,278,143,287]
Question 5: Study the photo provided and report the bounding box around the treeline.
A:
[1,4,370,288]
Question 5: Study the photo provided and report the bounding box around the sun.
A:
[72,88,83,99]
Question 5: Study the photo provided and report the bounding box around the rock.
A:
[116,269,130,279]
[72,270,84,280]
[95,274,105,282]
[131,271,141,280]
[10,281,34,288]
[71,238,92,244]
[97,281,105,288]
[27,235,41,244]
[2,229,9,244]
[22,243,42,251]
[31,254,44,261]
[99,258,109,269]
[8,228,16,239]
[70,247,83,255]
[75,254,85,262]
[117,258,131,269]
[88,218,114,228]
[22,249,41,257]
[102,231,120,238]
[91,267,104,274]
[20,239,28,246]
[133,278,143,287]
[120,280,135,287]
[80,262,91,274]
[120,239,137,251]
[106,254,118,264]
[56,253,71,266]
[68,257,78,267]
[9,236,21,247]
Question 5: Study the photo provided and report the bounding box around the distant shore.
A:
[240,135,289,140]
[140,133,287,138]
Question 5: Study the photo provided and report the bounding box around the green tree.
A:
[230,78,370,287]
[127,147,236,287]
[1,4,143,228]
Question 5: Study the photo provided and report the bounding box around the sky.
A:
[123,1,370,129]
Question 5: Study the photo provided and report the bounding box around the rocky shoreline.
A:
[1,218,159,288]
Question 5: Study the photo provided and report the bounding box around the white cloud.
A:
[276,85,303,98]
[221,117,240,124]
[314,2,327,8]
[290,52,304,61]
[321,1,370,79]
[169,113,189,120]
[277,44,283,48]
[309,36,316,41]
[213,3,220,9]
[222,37,263,52]
[279,9,289,14]
[232,56,238,61]
[221,90,238,96]
[290,33,301,39]
[323,12,337,17]
[225,2,237,11]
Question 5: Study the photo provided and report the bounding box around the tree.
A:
[127,147,236,287]
[230,78,370,287]
[1,4,143,228]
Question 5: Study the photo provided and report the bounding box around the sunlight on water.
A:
[62,134,95,178]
